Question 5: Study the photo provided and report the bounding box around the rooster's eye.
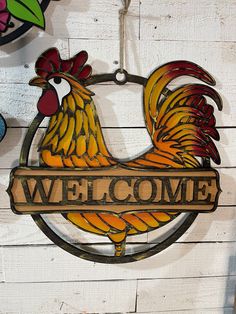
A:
[53,77,62,84]
[48,76,71,104]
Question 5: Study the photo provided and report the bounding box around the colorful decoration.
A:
[0,0,10,33]
[0,113,6,142]
[8,48,222,263]
[0,0,59,46]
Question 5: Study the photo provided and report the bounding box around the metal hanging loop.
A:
[119,0,131,73]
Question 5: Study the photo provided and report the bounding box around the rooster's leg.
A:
[108,231,127,257]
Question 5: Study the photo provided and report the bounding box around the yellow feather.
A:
[63,156,74,167]
[75,110,83,136]
[97,123,109,156]
[168,125,196,140]
[97,154,111,166]
[73,92,84,109]
[68,139,75,156]
[73,88,91,101]
[67,213,104,235]
[50,134,59,151]
[48,114,57,132]
[41,111,63,147]
[56,116,75,155]
[85,103,96,133]
[71,156,88,167]
[88,134,98,158]
[59,113,68,138]
[71,81,93,97]
[67,94,76,112]
[41,150,64,168]
[62,97,68,113]
[82,111,89,137]
[76,136,86,156]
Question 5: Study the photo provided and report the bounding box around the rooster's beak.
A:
[29,77,49,89]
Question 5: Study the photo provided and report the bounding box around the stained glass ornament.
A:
[8,48,222,263]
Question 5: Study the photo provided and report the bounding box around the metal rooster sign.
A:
[8,48,222,263]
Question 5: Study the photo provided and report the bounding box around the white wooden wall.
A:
[0,0,236,313]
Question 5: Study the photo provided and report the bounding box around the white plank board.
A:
[0,247,4,282]
[69,39,141,77]
[0,38,103,84]
[138,310,234,314]
[0,37,68,84]
[2,39,234,86]
[0,280,136,314]
[137,276,236,312]
[70,39,236,87]
[0,127,233,168]
[0,208,148,246]
[0,83,234,127]
[0,127,152,169]
[45,0,139,40]
[149,206,236,243]
[1,206,236,246]
[0,83,145,128]
[139,40,236,87]
[140,0,236,42]
[70,39,236,88]
[2,242,236,283]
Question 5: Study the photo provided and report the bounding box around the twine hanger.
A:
[119,0,131,73]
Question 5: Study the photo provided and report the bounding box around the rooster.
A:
[30,48,222,256]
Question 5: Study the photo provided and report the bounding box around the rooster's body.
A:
[30,48,222,256]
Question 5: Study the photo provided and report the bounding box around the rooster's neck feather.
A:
[39,90,116,168]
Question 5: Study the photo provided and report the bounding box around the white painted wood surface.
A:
[0,0,235,313]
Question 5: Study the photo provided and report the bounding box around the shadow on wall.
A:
[225,256,236,312]
[44,0,90,38]
[221,171,236,311]
[90,82,152,161]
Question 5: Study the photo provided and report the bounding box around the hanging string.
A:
[119,0,131,73]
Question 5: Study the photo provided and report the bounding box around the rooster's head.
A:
[30,48,93,116]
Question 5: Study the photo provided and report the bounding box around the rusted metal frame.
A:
[32,212,198,264]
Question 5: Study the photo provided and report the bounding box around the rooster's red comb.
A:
[35,48,92,81]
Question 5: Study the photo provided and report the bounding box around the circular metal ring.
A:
[113,69,128,85]
[0,0,51,46]
[20,70,198,263]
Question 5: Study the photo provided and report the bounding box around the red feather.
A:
[35,48,92,82]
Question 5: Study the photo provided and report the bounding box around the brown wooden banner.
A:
[8,167,221,215]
